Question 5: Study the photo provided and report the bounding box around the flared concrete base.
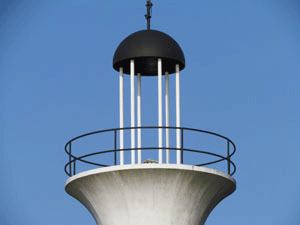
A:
[65,164,236,225]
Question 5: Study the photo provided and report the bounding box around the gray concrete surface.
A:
[65,164,236,225]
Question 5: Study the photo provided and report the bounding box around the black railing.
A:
[64,126,236,177]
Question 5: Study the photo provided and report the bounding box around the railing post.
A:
[227,140,230,175]
[73,157,76,176]
[114,130,117,165]
[181,128,184,164]
[69,142,72,176]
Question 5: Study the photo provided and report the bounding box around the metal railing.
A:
[64,126,236,177]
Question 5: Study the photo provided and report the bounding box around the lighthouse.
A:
[64,1,236,225]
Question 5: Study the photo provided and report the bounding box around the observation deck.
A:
[64,126,236,225]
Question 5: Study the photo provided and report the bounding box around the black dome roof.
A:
[113,29,185,76]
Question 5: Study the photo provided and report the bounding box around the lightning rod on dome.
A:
[145,0,153,30]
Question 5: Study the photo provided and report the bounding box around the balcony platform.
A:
[65,164,236,225]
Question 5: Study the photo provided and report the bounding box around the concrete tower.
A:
[64,1,236,224]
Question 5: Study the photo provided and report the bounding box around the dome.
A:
[113,29,185,76]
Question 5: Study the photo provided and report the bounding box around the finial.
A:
[145,0,153,30]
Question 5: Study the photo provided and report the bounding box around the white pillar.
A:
[137,73,142,164]
[119,67,124,165]
[158,59,163,164]
[130,60,135,164]
[176,64,181,164]
[165,72,170,164]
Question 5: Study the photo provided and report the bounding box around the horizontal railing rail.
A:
[64,126,236,177]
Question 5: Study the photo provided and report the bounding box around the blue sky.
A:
[1,0,300,224]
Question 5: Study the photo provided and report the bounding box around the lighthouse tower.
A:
[64,1,236,225]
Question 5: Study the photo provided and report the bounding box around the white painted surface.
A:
[130,60,135,164]
[165,72,170,163]
[137,73,142,164]
[66,164,236,225]
[119,67,124,165]
[158,59,163,164]
[176,64,181,164]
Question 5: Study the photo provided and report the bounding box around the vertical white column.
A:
[119,67,124,165]
[165,72,170,164]
[137,73,142,164]
[130,60,135,164]
[176,64,181,164]
[158,58,163,164]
